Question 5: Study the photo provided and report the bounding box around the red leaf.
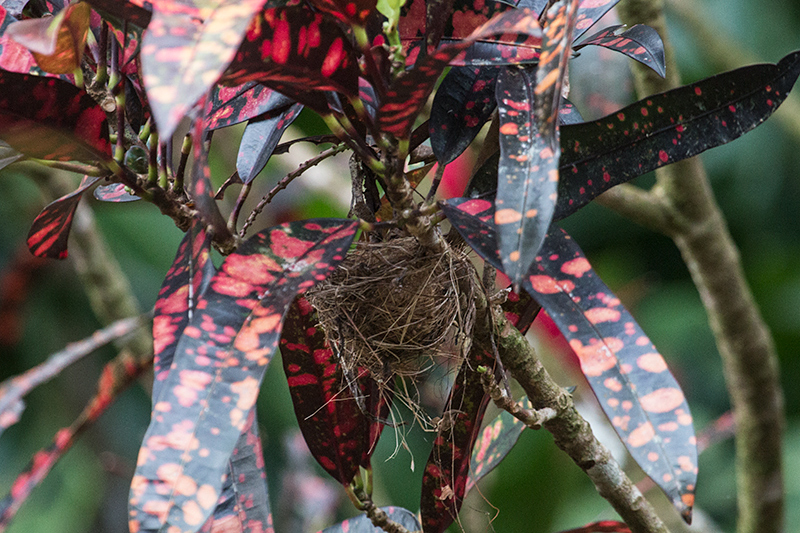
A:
[524,228,697,522]
[204,81,294,131]
[129,219,358,533]
[307,0,376,26]
[26,176,100,259]
[0,71,111,163]
[281,296,390,485]
[140,0,270,139]
[220,4,360,110]
[420,349,494,533]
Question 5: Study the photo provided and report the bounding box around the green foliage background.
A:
[1,1,799,531]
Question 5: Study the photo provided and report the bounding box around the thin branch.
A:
[479,367,557,429]
[616,3,785,533]
[239,143,348,237]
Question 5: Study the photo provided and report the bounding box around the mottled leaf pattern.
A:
[5,1,90,74]
[556,50,800,218]
[94,182,141,202]
[574,24,665,78]
[129,219,357,533]
[141,0,269,139]
[221,4,360,107]
[26,176,100,259]
[420,348,494,533]
[571,0,620,42]
[442,197,501,270]
[0,315,146,434]
[524,227,697,520]
[494,66,557,286]
[319,506,421,533]
[465,396,532,493]
[0,71,111,162]
[152,222,214,392]
[307,0,376,26]
[430,65,500,164]
[380,8,542,139]
[280,296,390,485]
[205,82,294,131]
[237,102,302,183]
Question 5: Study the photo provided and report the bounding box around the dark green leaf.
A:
[236,103,302,183]
[574,24,665,78]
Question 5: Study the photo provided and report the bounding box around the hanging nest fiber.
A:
[307,236,478,383]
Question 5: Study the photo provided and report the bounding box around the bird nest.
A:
[306,236,477,385]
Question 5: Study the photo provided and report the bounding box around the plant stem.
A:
[615,3,784,532]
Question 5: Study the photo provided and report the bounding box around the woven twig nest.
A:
[307,236,477,384]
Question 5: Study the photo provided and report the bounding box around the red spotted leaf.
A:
[26,175,101,259]
[420,348,495,533]
[0,315,146,435]
[380,8,542,139]
[220,4,360,110]
[5,1,90,74]
[94,182,141,202]
[571,0,620,42]
[319,506,421,533]
[307,0,376,27]
[129,218,358,533]
[141,0,269,139]
[523,227,697,522]
[0,71,111,163]
[280,296,390,485]
[152,222,214,393]
[556,49,800,218]
[430,65,500,164]
[557,521,632,533]
[237,102,302,184]
[84,0,153,28]
[441,197,501,270]
[200,409,273,533]
[204,81,294,131]
[574,24,665,78]
[465,396,532,493]
[494,66,557,286]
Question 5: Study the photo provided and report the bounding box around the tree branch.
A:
[614,3,785,532]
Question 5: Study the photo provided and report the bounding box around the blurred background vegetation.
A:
[1,1,799,532]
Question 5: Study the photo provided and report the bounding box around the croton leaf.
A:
[129,218,358,533]
[220,3,360,110]
[465,396,532,493]
[441,197,500,269]
[524,227,697,521]
[280,296,390,485]
[379,7,542,139]
[0,6,47,76]
[204,81,294,131]
[84,0,153,28]
[494,66,557,287]
[26,175,100,259]
[5,1,90,74]
[140,0,269,139]
[191,119,233,244]
[152,222,214,391]
[307,0,376,26]
[237,102,302,184]
[420,347,495,533]
[574,24,665,78]
[557,521,632,533]
[556,49,800,218]
[0,71,111,163]
[201,409,273,533]
[571,0,620,42]
[93,182,141,202]
[319,506,422,533]
[430,65,500,165]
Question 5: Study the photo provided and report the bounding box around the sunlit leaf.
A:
[129,219,358,533]
[523,228,697,521]
[6,1,90,74]
[26,176,100,259]
[281,296,390,485]
[0,71,111,163]
[574,24,665,78]
[141,0,270,139]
